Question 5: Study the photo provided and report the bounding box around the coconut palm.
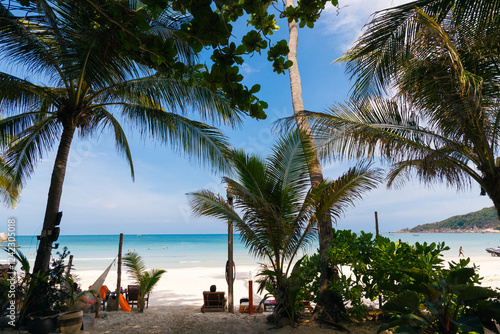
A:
[0,0,242,273]
[283,0,342,319]
[123,252,166,313]
[338,0,500,99]
[189,131,382,323]
[304,3,500,217]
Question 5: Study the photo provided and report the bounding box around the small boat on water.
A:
[486,246,500,256]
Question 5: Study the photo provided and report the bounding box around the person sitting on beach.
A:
[89,285,111,318]
[210,285,216,292]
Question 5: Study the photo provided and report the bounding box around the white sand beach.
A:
[68,253,500,334]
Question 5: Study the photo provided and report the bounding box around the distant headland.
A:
[395,207,500,233]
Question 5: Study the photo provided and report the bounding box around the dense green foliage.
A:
[299,229,500,332]
[380,266,500,333]
[300,230,450,320]
[189,132,381,324]
[0,248,72,325]
[409,207,500,232]
[16,0,340,120]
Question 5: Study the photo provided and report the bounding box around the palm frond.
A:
[3,115,61,186]
[141,269,167,295]
[121,105,233,174]
[92,108,135,180]
[123,252,146,284]
[314,162,382,223]
[0,156,20,207]
[338,0,500,98]
[99,76,243,127]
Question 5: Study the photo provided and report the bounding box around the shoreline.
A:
[392,229,500,233]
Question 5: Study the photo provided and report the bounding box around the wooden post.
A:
[375,212,382,309]
[111,233,123,311]
[249,271,253,315]
[66,255,74,276]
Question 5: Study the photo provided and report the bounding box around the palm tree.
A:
[304,2,500,217]
[189,131,382,323]
[123,252,166,313]
[284,0,344,319]
[0,0,242,273]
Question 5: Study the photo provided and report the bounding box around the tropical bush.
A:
[380,266,500,333]
[123,252,166,313]
[300,230,450,320]
[0,247,73,326]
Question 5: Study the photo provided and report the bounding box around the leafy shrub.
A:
[379,266,500,333]
[299,229,449,319]
[257,258,308,325]
[0,248,73,326]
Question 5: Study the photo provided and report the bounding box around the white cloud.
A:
[240,63,260,74]
[320,0,413,52]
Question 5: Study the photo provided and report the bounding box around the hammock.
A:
[78,259,115,303]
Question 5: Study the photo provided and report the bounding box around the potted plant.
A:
[9,248,73,334]
[59,284,97,334]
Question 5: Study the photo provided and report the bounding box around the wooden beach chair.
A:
[201,291,227,313]
[125,285,149,309]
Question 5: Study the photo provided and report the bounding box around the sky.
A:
[0,0,493,236]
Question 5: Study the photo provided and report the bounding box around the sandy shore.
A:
[71,253,500,308]
[82,305,383,334]
[78,252,499,334]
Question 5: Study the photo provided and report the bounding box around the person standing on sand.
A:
[459,246,465,257]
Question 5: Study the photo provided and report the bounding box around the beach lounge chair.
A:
[125,285,149,309]
[201,291,227,313]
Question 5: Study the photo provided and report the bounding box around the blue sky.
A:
[1,0,493,236]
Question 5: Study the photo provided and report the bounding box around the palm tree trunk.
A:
[285,0,345,320]
[33,125,76,273]
[483,171,500,219]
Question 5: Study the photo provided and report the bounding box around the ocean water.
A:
[1,233,499,273]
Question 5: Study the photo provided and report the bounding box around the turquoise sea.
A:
[1,233,500,272]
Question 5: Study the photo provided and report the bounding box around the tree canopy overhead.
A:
[15,0,339,120]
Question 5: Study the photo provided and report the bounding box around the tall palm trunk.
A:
[33,125,76,273]
[483,172,500,219]
[285,0,345,319]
